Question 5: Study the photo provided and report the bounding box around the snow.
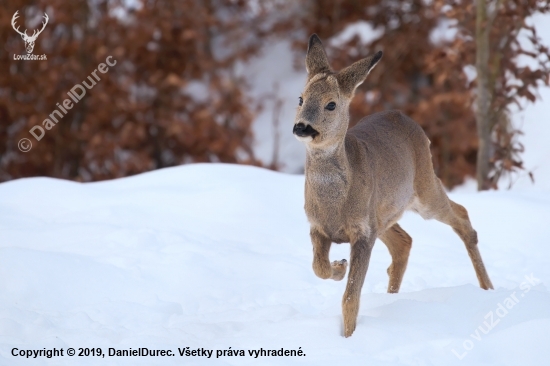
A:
[182,81,210,103]
[509,13,550,191]
[244,40,307,173]
[3,8,550,365]
[2,163,550,365]
[329,21,384,48]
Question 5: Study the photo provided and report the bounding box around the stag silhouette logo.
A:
[12,10,48,54]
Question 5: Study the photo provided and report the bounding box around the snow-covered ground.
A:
[2,9,549,366]
[2,163,550,365]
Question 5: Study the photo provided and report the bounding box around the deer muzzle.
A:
[293,123,319,141]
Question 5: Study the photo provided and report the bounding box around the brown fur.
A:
[294,34,493,338]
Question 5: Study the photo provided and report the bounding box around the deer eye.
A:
[325,102,336,111]
[299,97,303,106]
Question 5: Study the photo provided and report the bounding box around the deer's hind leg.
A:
[418,180,494,290]
[379,223,412,293]
[441,200,493,290]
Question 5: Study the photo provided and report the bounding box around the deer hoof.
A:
[331,259,348,281]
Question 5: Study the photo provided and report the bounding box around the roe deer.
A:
[293,34,494,338]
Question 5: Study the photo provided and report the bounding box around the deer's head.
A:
[293,34,382,148]
[12,11,49,54]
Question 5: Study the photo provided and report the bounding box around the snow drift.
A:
[1,163,549,365]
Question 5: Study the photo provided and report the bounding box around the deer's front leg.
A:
[342,232,376,337]
[311,228,347,281]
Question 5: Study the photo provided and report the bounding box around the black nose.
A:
[293,123,319,138]
[293,123,306,134]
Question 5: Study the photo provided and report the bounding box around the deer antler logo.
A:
[11,10,49,54]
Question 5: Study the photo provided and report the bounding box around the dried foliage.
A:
[445,0,550,189]
[0,0,268,181]
[1,0,549,188]
[285,0,550,188]
[279,0,477,187]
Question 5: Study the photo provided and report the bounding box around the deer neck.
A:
[304,139,351,192]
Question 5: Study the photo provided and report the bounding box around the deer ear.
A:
[305,34,331,76]
[336,51,383,97]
